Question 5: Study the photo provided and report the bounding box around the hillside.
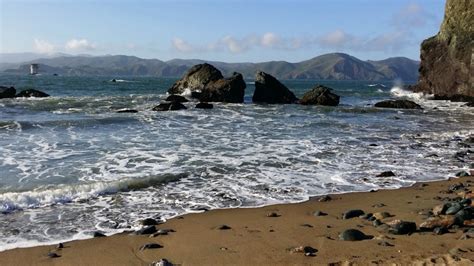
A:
[2,53,419,81]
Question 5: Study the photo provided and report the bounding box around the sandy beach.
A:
[0,174,472,265]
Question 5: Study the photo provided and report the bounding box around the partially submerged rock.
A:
[195,102,213,109]
[300,85,340,106]
[0,86,16,99]
[200,72,246,103]
[16,89,49,98]
[168,63,223,95]
[374,100,421,109]
[152,102,187,111]
[165,95,188,103]
[253,71,298,104]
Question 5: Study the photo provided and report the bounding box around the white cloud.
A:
[33,39,55,54]
[172,38,194,52]
[221,35,248,53]
[260,32,281,48]
[65,39,96,51]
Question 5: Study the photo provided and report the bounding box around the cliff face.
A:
[414,0,473,98]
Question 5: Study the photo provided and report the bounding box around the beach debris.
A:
[313,210,328,216]
[388,220,417,235]
[136,225,157,235]
[93,231,106,238]
[266,212,280,217]
[47,252,61,258]
[140,243,163,250]
[339,229,372,241]
[376,171,396,177]
[343,209,365,219]
[289,245,318,256]
[165,95,188,103]
[152,258,173,266]
[218,225,232,230]
[195,102,213,109]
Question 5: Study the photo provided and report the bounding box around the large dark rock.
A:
[339,229,372,241]
[168,63,223,95]
[200,72,246,103]
[413,0,473,98]
[16,89,49,98]
[195,102,213,109]
[0,86,16,99]
[343,209,365,219]
[300,85,340,106]
[152,102,187,111]
[374,100,422,109]
[165,95,188,103]
[253,71,298,104]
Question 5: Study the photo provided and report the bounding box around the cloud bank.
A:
[33,38,96,54]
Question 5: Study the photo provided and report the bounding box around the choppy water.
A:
[0,74,473,251]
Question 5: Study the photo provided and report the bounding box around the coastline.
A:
[1,174,473,265]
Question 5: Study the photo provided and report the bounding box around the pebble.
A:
[432,204,447,215]
[445,203,462,215]
[343,209,365,219]
[359,213,373,220]
[56,243,64,249]
[140,243,163,250]
[373,212,392,220]
[135,226,157,235]
[433,227,448,235]
[47,252,60,258]
[373,219,383,227]
[290,246,318,256]
[339,229,371,241]
[388,221,417,235]
[218,225,231,230]
[318,195,332,202]
[267,212,280,217]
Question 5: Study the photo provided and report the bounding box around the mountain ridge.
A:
[2,53,420,81]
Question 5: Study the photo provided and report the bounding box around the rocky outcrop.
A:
[152,102,186,111]
[168,64,245,103]
[413,0,473,99]
[200,72,246,103]
[253,71,298,104]
[0,86,16,99]
[16,89,49,98]
[300,85,340,106]
[195,102,213,109]
[374,100,422,109]
[168,63,223,95]
[165,95,188,103]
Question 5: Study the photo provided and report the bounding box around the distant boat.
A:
[30,64,39,75]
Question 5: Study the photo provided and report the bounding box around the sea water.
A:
[0,74,472,251]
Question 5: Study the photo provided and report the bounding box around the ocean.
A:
[0,74,472,251]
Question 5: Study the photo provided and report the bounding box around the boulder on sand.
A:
[374,100,421,109]
[252,71,298,104]
[300,85,340,106]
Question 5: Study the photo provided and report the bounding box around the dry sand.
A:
[1,175,473,265]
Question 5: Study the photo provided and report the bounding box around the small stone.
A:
[140,243,163,250]
[313,211,328,216]
[301,224,313,228]
[376,171,396,177]
[359,213,373,220]
[93,231,106,238]
[135,225,157,235]
[267,212,280,217]
[47,252,60,258]
[368,216,377,222]
[339,229,372,241]
[372,203,386,208]
[460,198,472,206]
[377,241,394,247]
[152,258,173,266]
[318,195,332,202]
[218,225,231,230]
[343,209,365,219]
[433,227,448,235]
[432,204,447,215]
[290,246,318,256]
[56,243,64,249]
[373,220,383,227]
[388,221,417,235]
[445,203,462,215]
[373,212,392,220]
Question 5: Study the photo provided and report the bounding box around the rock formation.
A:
[168,64,246,103]
[16,89,49,98]
[374,100,422,109]
[414,0,473,99]
[0,86,16,99]
[300,85,340,106]
[253,71,298,104]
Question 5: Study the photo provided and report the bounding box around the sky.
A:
[0,0,445,62]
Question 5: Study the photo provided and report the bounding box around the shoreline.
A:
[1,174,473,265]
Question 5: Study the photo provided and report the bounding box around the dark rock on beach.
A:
[140,243,163,250]
[47,252,61,258]
[140,218,160,226]
[389,220,417,235]
[376,171,396,177]
[0,86,16,99]
[93,231,106,238]
[267,212,280,217]
[153,258,173,266]
[168,63,223,95]
[218,225,232,230]
[200,72,246,103]
[343,209,365,219]
[136,225,157,235]
[339,229,371,241]
[300,85,340,106]
[253,71,298,104]
[195,102,213,109]
[152,102,187,111]
[165,95,188,103]
[16,89,50,98]
[374,100,421,109]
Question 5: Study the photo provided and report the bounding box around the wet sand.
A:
[1,175,473,265]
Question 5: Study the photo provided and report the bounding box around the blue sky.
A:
[1,0,445,62]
